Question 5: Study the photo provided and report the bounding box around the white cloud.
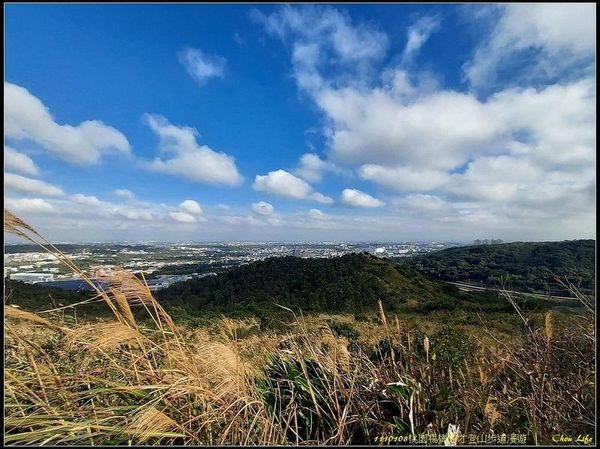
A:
[216,203,232,211]
[144,114,243,186]
[180,199,203,215]
[340,188,384,208]
[114,189,135,200]
[251,201,275,215]
[393,194,449,212]
[359,164,449,192]
[71,193,101,206]
[315,75,595,180]
[246,5,597,240]
[5,173,64,196]
[464,4,596,89]
[316,84,500,170]
[295,153,340,182]
[4,82,131,165]
[253,169,332,203]
[5,197,55,213]
[308,208,327,220]
[115,208,154,221]
[169,211,197,223]
[402,15,440,63]
[254,170,311,199]
[5,146,39,176]
[252,5,388,92]
[311,192,334,204]
[178,48,226,86]
[448,155,543,202]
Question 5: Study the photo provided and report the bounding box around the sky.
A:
[4,4,596,243]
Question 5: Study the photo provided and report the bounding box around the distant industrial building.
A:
[9,272,55,283]
[474,239,503,245]
[147,274,193,291]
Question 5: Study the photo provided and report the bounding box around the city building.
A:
[10,272,55,283]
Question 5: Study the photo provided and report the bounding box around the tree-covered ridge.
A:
[157,253,517,315]
[403,240,595,295]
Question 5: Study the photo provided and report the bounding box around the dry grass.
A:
[4,210,279,445]
[4,209,595,445]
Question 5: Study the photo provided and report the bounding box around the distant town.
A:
[5,241,465,291]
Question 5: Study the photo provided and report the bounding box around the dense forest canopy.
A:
[156,253,532,316]
[401,240,595,295]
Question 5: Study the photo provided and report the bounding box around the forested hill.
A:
[157,253,506,314]
[403,240,595,295]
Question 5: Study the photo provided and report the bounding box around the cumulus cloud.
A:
[251,201,275,215]
[314,75,595,183]
[178,48,226,86]
[308,208,327,220]
[180,199,203,215]
[464,4,596,89]
[5,197,55,213]
[251,5,595,238]
[4,82,130,165]
[5,146,39,176]
[115,208,154,221]
[169,211,197,223]
[114,189,135,199]
[340,188,384,208]
[359,164,450,192]
[253,169,333,203]
[295,153,340,182]
[393,194,450,212]
[71,193,101,206]
[448,156,542,202]
[315,84,499,169]
[144,114,243,186]
[5,173,64,196]
[311,192,334,204]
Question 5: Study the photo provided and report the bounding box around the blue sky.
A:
[4,4,596,242]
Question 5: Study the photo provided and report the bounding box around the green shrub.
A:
[326,320,360,341]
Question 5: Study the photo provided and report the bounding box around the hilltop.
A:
[157,252,519,316]
[402,239,595,295]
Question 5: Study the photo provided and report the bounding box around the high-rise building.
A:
[474,239,482,245]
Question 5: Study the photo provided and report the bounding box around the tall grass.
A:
[5,210,280,445]
[4,209,595,445]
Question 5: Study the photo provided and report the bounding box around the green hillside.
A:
[157,253,521,316]
[403,240,595,295]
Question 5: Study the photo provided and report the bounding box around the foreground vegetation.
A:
[4,211,596,445]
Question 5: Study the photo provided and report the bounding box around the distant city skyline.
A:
[4,4,596,243]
